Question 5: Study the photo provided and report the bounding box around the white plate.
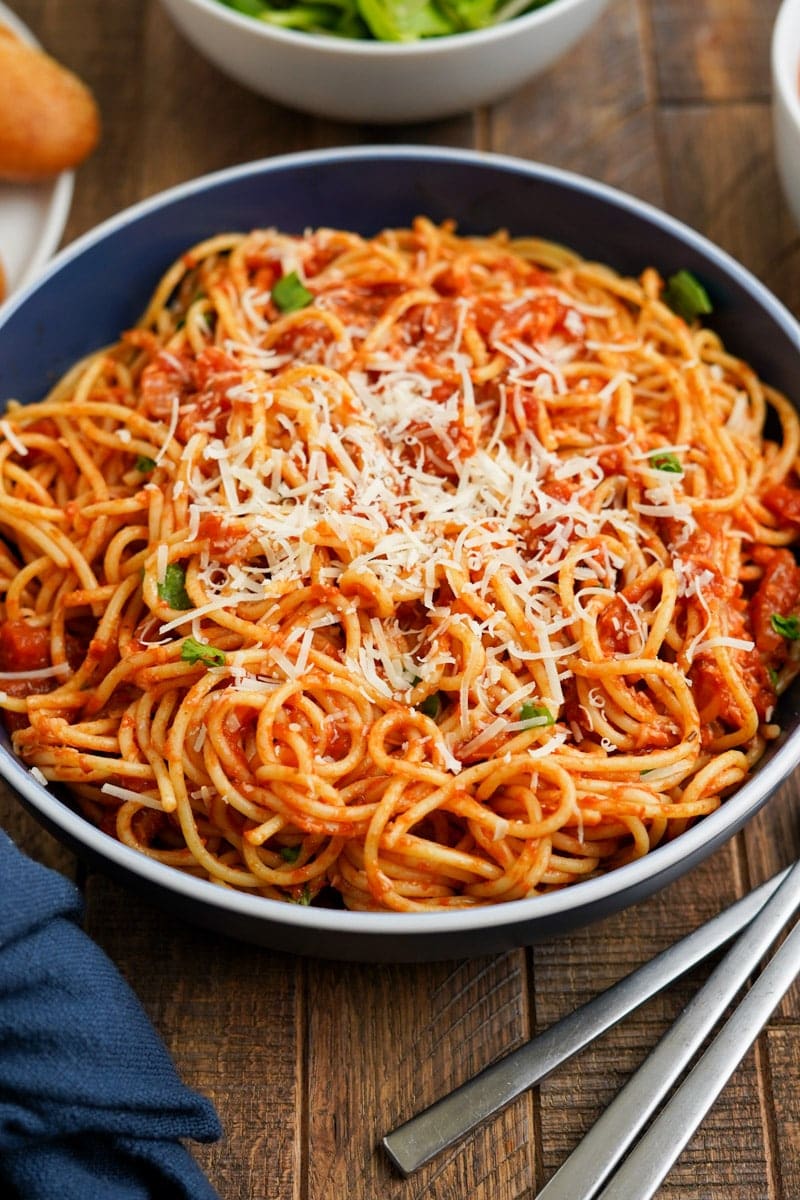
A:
[0,1,74,298]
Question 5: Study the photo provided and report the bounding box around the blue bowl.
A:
[1,146,799,961]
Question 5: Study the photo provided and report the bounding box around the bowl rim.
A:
[3,142,800,938]
[773,0,800,130]
[160,0,606,56]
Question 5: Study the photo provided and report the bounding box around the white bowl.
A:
[2,147,800,961]
[772,0,800,229]
[158,0,609,123]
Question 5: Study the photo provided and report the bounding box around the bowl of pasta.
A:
[1,146,800,962]
[156,0,610,123]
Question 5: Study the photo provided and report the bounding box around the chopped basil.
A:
[272,271,313,313]
[280,844,302,863]
[135,455,157,473]
[649,451,682,474]
[294,883,313,905]
[157,563,192,610]
[417,691,443,719]
[663,270,713,323]
[768,666,780,688]
[519,701,554,728]
[180,636,225,667]
[770,613,800,641]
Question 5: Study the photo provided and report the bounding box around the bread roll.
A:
[0,26,100,181]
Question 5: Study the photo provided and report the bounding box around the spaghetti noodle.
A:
[1,218,799,912]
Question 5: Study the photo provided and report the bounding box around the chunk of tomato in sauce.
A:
[0,620,53,729]
[0,620,51,673]
[749,548,800,662]
[762,483,800,528]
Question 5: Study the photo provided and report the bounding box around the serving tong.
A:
[383,860,800,1197]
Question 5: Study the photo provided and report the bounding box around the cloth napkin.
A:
[0,829,223,1200]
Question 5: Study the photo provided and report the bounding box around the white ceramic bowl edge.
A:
[158,0,610,123]
[772,0,800,229]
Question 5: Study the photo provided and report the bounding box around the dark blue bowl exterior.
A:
[1,148,799,960]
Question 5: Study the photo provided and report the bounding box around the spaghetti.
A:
[1,218,799,912]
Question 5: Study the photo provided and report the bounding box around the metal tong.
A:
[383,861,800,1198]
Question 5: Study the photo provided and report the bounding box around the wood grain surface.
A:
[2,2,799,1197]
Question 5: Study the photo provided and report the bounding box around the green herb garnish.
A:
[768,666,780,688]
[519,701,554,728]
[279,844,302,863]
[157,563,192,610]
[135,455,157,473]
[771,613,800,641]
[663,270,713,323]
[417,692,443,719]
[272,271,313,313]
[180,636,225,667]
[649,451,683,474]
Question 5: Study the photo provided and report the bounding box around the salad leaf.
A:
[222,0,268,13]
[438,0,496,30]
[260,3,350,30]
[357,0,453,39]
[217,0,557,39]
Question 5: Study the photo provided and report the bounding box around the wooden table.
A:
[3,1,800,1196]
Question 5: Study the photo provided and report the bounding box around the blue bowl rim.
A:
[2,142,799,939]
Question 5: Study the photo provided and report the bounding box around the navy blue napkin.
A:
[0,829,223,1199]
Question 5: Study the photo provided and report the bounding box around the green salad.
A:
[216,0,555,41]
